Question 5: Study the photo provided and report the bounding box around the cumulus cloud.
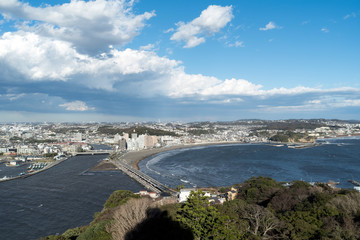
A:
[259,21,281,31]
[0,0,155,54]
[59,101,94,111]
[170,5,233,48]
[1,30,360,104]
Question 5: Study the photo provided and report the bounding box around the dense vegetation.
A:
[187,129,216,136]
[269,131,314,142]
[256,121,323,131]
[97,126,177,136]
[25,138,58,144]
[41,177,360,240]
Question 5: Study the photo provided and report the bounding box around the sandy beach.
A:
[118,140,327,170]
[119,142,243,170]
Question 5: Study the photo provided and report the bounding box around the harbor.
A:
[0,157,69,182]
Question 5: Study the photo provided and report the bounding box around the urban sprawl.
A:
[1,119,359,159]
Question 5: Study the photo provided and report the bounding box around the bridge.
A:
[73,150,113,155]
[111,158,171,193]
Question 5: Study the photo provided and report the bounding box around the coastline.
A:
[120,141,251,170]
[119,139,330,170]
[0,157,69,183]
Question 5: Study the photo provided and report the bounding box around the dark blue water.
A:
[0,155,144,240]
[139,137,360,189]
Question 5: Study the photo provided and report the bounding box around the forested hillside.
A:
[41,177,360,240]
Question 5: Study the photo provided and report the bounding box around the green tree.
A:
[177,190,235,240]
[103,190,139,209]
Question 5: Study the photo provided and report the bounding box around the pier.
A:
[110,157,170,193]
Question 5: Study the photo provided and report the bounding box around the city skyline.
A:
[0,0,359,122]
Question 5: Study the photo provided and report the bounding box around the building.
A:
[226,187,238,201]
[177,189,211,203]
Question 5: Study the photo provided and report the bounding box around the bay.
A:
[139,137,360,189]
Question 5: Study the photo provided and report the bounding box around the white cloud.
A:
[6,93,26,101]
[164,28,174,33]
[170,5,233,48]
[226,41,244,48]
[257,96,360,113]
[259,21,281,31]
[344,12,356,20]
[59,101,94,111]
[0,0,155,54]
[321,27,329,33]
[1,28,360,110]
[139,43,155,51]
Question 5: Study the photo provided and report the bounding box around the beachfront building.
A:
[126,134,158,151]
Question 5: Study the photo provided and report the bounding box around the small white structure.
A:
[178,188,195,203]
[149,192,159,199]
[139,191,149,196]
[177,188,211,203]
[9,160,19,166]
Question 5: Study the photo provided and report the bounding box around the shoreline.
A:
[119,139,332,170]
[120,141,259,170]
[0,157,69,183]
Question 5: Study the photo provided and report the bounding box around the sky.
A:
[0,0,359,122]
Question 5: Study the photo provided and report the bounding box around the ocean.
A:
[1,137,359,239]
[139,137,360,189]
[0,154,143,240]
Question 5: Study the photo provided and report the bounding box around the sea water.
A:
[0,154,143,240]
[139,137,360,189]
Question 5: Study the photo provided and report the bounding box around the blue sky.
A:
[0,0,359,122]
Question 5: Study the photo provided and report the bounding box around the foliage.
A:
[62,226,87,240]
[97,126,177,136]
[25,138,58,144]
[256,121,323,131]
[175,184,185,191]
[10,136,23,141]
[160,203,181,221]
[52,127,86,134]
[103,190,140,209]
[187,129,215,136]
[239,176,283,205]
[43,152,58,158]
[269,134,289,142]
[77,220,111,240]
[270,131,313,142]
[41,178,360,240]
[177,190,234,240]
[39,236,66,240]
